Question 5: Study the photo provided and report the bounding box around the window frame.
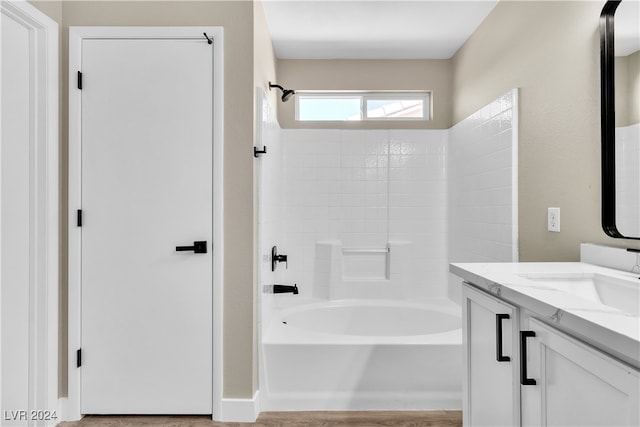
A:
[295,91,431,122]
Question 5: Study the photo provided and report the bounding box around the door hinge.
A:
[77,209,82,227]
[77,71,83,90]
[77,348,82,368]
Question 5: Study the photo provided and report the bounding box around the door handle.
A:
[520,330,537,385]
[176,241,207,254]
[496,314,511,362]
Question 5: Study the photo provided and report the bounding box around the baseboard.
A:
[215,391,260,422]
[58,397,83,423]
[261,391,461,412]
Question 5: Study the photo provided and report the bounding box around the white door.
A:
[80,37,213,414]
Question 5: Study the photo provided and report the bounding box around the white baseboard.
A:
[58,397,83,423]
[60,393,261,423]
[260,391,461,412]
[215,391,260,422]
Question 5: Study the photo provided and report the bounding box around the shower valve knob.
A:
[271,246,288,271]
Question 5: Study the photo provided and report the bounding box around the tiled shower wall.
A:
[279,129,449,299]
[448,89,519,300]
[256,89,283,330]
[258,90,518,306]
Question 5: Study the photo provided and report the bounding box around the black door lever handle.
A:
[176,241,207,254]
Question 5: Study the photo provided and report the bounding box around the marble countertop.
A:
[450,261,640,370]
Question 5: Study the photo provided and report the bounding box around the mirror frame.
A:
[600,0,639,239]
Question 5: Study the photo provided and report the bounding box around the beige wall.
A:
[629,50,640,125]
[276,59,452,129]
[453,0,640,261]
[30,0,258,399]
[616,55,630,126]
[616,50,640,126]
[628,50,640,125]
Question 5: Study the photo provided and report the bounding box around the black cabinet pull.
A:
[176,241,207,254]
[520,331,537,385]
[496,314,511,362]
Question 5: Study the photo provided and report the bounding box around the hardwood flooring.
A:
[57,411,462,427]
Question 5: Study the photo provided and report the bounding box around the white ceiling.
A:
[261,0,500,59]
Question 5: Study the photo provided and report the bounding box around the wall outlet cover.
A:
[548,207,560,232]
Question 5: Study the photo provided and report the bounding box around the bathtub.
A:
[260,298,462,411]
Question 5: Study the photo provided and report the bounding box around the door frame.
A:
[0,0,59,424]
[67,26,224,421]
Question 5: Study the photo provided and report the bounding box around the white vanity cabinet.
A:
[462,281,640,427]
[462,284,520,427]
[520,317,640,427]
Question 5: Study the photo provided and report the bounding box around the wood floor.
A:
[57,411,462,427]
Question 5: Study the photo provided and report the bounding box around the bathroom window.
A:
[296,92,430,121]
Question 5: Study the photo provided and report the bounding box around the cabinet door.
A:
[521,318,640,427]
[462,283,520,427]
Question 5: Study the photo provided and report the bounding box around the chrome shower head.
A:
[269,82,296,102]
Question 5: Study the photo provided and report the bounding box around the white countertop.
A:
[450,261,640,369]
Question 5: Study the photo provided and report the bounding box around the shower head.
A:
[281,88,295,102]
[269,82,296,102]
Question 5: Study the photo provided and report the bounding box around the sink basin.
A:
[518,272,640,316]
[593,273,640,316]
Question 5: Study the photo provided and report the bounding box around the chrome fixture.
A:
[268,82,295,102]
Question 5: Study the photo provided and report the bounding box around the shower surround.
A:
[257,89,518,411]
[279,128,449,300]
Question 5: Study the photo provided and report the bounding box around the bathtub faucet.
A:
[273,284,298,295]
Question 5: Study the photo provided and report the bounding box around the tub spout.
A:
[273,284,298,295]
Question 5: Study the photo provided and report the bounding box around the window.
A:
[296,92,430,122]
[297,96,362,121]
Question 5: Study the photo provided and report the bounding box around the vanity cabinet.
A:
[520,317,640,427]
[461,284,520,427]
[462,282,640,427]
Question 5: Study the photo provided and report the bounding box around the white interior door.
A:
[80,37,213,414]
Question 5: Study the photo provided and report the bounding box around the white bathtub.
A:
[260,299,462,411]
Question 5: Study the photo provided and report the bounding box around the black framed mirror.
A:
[600,0,640,239]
